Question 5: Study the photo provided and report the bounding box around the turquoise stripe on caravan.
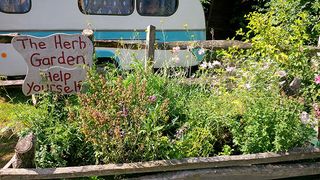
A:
[2,30,206,42]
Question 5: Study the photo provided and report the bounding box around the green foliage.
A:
[22,94,95,168]
[204,0,319,153]
[77,66,174,163]
[175,91,233,157]
[2,0,318,167]
[230,90,314,153]
[0,88,39,135]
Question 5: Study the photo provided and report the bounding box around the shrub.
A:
[77,66,175,163]
[22,94,95,168]
[230,88,315,153]
[204,0,319,153]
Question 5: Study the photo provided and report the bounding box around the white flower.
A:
[200,62,207,69]
[300,111,310,125]
[172,56,180,63]
[262,63,270,70]
[211,61,222,67]
[187,46,193,51]
[245,83,251,90]
[172,46,180,53]
[198,48,206,55]
[276,70,287,78]
[226,66,236,72]
[207,62,213,69]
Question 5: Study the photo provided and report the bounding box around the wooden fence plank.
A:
[2,34,320,52]
[1,148,320,180]
[133,162,320,180]
[0,80,24,86]
[0,33,17,43]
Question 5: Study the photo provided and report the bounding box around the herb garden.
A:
[1,0,320,179]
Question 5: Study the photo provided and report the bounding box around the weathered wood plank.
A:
[1,148,320,180]
[2,33,320,52]
[158,40,253,50]
[133,162,320,180]
[0,80,24,86]
[94,39,252,50]
[0,33,18,43]
[145,25,156,66]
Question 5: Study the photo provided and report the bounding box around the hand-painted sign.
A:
[12,34,93,96]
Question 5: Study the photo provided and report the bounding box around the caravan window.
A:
[0,0,31,13]
[137,0,178,16]
[79,0,134,15]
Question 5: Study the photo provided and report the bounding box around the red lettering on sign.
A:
[54,35,87,50]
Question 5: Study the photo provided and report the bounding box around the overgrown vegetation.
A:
[1,0,319,168]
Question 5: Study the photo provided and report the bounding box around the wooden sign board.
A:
[12,34,93,96]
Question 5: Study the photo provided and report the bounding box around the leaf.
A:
[153,125,164,132]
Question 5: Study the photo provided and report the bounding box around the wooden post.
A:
[2,133,36,169]
[318,36,320,141]
[145,25,156,71]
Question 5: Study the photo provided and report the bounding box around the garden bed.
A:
[1,1,320,179]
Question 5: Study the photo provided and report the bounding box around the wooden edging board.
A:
[1,148,320,180]
[133,162,320,180]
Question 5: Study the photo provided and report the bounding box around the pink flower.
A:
[315,75,320,84]
[121,106,128,117]
[172,56,180,63]
[172,46,180,53]
[148,95,157,103]
[313,103,320,118]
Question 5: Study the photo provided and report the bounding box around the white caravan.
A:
[0,0,206,76]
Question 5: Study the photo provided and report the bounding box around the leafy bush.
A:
[77,66,175,163]
[22,94,95,168]
[230,88,315,153]
[203,0,319,153]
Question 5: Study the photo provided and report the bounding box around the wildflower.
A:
[200,61,207,69]
[121,106,128,117]
[198,48,206,55]
[245,83,251,90]
[175,124,189,139]
[276,70,287,78]
[120,129,126,138]
[187,45,194,51]
[148,95,157,103]
[313,103,320,118]
[211,61,222,67]
[311,59,319,70]
[300,111,310,125]
[314,75,320,84]
[207,62,213,69]
[172,46,180,53]
[262,62,270,70]
[172,56,180,63]
[226,66,236,72]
